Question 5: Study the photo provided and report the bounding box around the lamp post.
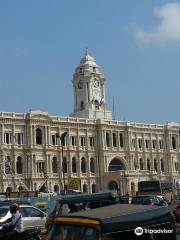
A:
[56,132,68,194]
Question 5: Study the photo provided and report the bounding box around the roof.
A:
[61,204,174,233]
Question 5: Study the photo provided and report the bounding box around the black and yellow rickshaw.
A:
[47,204,176,240]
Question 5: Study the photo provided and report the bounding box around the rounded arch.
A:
[154,158,158,172]
[36,128,42,145]
[108,181,118,191]
[147,158,150,171]
[52,157,57,173]
[18,186,24,192]
[90,158,95,173]
[62,157,67,173]
[108,158,126,171]
[81,157,86,173]
[54,185,59,193]
[72,157,77,173]
[83,184,88,193]
[16,156,23,174]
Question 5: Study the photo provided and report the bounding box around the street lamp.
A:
[56,132,68,194]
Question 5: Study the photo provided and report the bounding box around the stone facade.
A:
[0,51,179,195]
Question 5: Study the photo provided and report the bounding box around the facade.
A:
[0,50,179,195]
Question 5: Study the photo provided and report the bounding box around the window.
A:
[147,159,150,171]
[140,158,143,170]
[80,101,84,110]
[112,133,117,147]
[4,132,12,144]
[145,139,150,149]
[90,158,95,173]
[106,132,110,147]
[36,128,42,145]
[152,140,156,149]
[37,161,45,173]
[172,136,176,149]
[62,157,67,173]
[72,157,76,173]
[81,158,86,173]
[89,137,95,147]
[93,67,96,72]
[132,139,136,148]
[160,159,164,172]
[52,157,57,173]
[159,140,163,149]
[80,136,86,147]
[154,159,158,172]
[15,133,24,145]
[22,207,43,218]
[92,184,96,193]
[138,139,142,149]
[16,156,23,174]
[51,135,58,146]
[175,162,179,172]
[5,156,11,174]
[119,133,124,147]
[70,136,77,146]
[83,184,88,192]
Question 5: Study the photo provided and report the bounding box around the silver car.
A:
[0,204,47,231]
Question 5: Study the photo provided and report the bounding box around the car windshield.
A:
[48,223,99,240]
[0,208,9,217]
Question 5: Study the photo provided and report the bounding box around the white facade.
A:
[0,51,179,195]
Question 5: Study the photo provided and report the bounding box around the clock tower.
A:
[70,50,112,119]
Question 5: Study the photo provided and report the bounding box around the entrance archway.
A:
[54,185,59,193]
[108,181,118,191]
[131,182,135,196]
[108,158,125,171]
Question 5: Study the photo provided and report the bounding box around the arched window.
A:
[80,101,84,110]
[160,158,164,172]
[119,133,124,147]
[154,158,158,172]
[106,132,110,147]
[5,156,11,174]
[83,184,88,193]
[36,128,42,145]
[52,157,57,173]
[108,158,125,171]
[16,156,23,174]
[81,158,86,173]
[62,157,67,173]
[90,158,95,173]
[147,158,150,171]
[112,133,117,147]
[140,158,143,170]
[172,136,176,149]
[92,184,96,193]
[108,181,118,191]
[72,157,77,173]
[54,185,59,193]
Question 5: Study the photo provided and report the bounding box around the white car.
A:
[0,204,47,231]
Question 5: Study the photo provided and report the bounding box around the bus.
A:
[138,181,173,203]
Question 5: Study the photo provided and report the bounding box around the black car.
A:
[131,195,168,206]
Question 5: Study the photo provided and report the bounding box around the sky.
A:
[0,0,180,124]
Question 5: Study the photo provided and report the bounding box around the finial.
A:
[85,47,89,56]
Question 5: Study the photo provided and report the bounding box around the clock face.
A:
[78,80,83,89]
[93,79,99,88]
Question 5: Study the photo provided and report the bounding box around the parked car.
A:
[0,204,47,231]
[173,204,180,223]
[131,195,168,206]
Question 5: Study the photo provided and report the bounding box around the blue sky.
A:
[0,0,180,124]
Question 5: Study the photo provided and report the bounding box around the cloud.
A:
[134,3,180,46]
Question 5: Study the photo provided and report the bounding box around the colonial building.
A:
[0,50,179,195]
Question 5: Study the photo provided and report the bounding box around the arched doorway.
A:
[108,158,125,171]
[54,185,59,193]
[108,181,118,191]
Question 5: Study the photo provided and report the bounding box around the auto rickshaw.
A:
[47,204,176,240]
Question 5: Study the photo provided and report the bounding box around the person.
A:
[0,203,23,240]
